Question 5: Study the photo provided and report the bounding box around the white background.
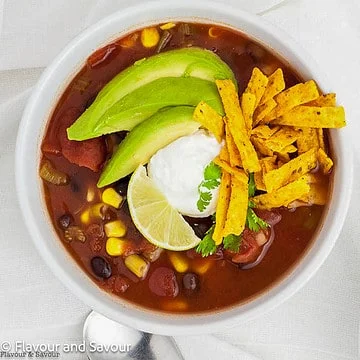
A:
[0,0,359,359]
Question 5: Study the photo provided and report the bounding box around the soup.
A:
[39,22,344,313]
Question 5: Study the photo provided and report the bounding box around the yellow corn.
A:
[102,188,123,209]
[104,220,126,238]
[86,186,98,202]
[141,27,160,48]
[125,254,149,279]
[193,259,213,275]
[80,203,105,225]
[106,237,128,256]
[168,252,189,273]
[80,209,91,225]
[161,299,189,312]
[160,22,176,30]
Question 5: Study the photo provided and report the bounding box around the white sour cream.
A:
[148,130,222,217]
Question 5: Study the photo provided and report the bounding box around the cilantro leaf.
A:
[204,162,221,180]
[246,208,269,232]
[248,173,256,197]
[197,161,221,212]
[223,234,242,252]
[196,225,217,257]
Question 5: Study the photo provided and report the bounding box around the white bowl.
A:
[15,0,353,335]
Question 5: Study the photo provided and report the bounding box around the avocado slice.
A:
[90,77,223,137]
[97,106,200,187]
[67,47,235,141]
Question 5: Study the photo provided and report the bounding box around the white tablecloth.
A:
[1,0,360,359]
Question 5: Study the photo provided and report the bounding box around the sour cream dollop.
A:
[148,130,222,217]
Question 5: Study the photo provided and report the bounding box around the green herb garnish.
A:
[248,172,256,197]
[197,162,221,212]
[196,225,217,257]
[223,234,242,252]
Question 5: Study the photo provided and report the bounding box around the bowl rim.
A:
[15,0,353,335]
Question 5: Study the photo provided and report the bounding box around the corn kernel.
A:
[193,259,213,275]
[86,187,97,202]
[106,237,128,256]
[119,33,139,48]
[80,209,91,225]
[102,188,123,209]
[168,252,189,273]
[90,203,106,219]
[160,22,176,30]
[161,299,189,312]
[125,254,149,279]
[141,27,160,48]
[104,220,126,238]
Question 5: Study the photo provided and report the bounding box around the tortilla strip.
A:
[264,80,319,122]
[213,172,231,245]
[225,124,242,167]
[317,128,325,150]
[251,177,310,210]
[306,93,336,107]
[245,67,269,108]
[251,125,279,139]
[264,148,318,192]
[254,98,277,125]
[216,80,260,172]
[251,136,274,157]
[297,127,319,154]
[213,157,248,183]
[219,144,230,162]
[299,182,327,205]
[317,148,333,174]
[260,68,285,105]
[193,101,224,142]
[223,175,249,237]
[272,106,346,128]
[254,156,277,192]
[265,127,299,153]
[241,92,256,133]
[254,171,266,191]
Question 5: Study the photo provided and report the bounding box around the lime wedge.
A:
[127,165,201,251]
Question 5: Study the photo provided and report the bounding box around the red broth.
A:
[40,23,330,313]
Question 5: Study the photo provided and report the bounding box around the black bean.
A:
[91,256,112,279]
[114,175,130,196]
[70,180,80,193]
[184,216,213,239]
[183,273,200,291]
[58,214,73,229]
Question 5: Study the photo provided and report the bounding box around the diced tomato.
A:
[87,44,118,68]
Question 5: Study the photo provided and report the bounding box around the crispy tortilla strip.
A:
[225,124,242,167]
[241,92,256,132]
[251,177,310,210]
[265,127,299,153]
[252,136,274,157]
[264,148,318,192]
[251,125,279,139]
[297,127,319,154]
[213,172,231,245]
[254,171,266,191]
[213,157,248,183]
[251,136,274,157]
[276,151,290,163]
[223,175,249,237]
[254,98,277,125]
[216,80,260,172]
[273,106,346,128]
[260,68,285,105]
[264,80,319,122]
[219,144,230,162]
[282,144,297,153]
[254,156,277,192]
[193,101,224,142]
[245,68,269,108]
[317,128,325,150]
[317,148,334,174]
[299,182,327,205]
[306,93,336,107]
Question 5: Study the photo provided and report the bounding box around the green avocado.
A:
[91,77,223,137]
[67,47,235,141]
[97,106,200,188]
